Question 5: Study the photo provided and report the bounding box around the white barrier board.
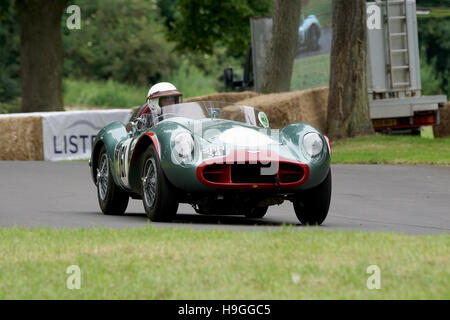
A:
[41,110,130,161]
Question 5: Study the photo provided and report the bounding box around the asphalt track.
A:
[0,162,449,234]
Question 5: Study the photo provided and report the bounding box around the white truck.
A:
[367,0,447,132]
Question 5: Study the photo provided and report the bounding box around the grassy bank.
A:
[63,79,146,109]
[332,135,450,165]
[63,63,217,109]
[291,54,330,91]
[0,227,448,299]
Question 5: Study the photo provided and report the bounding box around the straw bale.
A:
[0,116,44,160]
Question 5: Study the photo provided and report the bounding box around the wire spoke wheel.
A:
[140,145,178,222]
[98,153,109,201]
[143,157,158,208]
[96,145,129,215]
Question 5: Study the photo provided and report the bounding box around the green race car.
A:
[89,101,332,224]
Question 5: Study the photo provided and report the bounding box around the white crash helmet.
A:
[147,82,183,115]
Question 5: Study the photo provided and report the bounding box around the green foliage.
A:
[168,60,216,98]
[416,0,450,8]
[418,16,450,96]
[0,0,20,103]
[167,0,273,56]
[63,0,177,85]
[63,79,146,108]
[166,59,217,98]
[419,48,444,96]
[0,99,21,114]
[157,0,178,31]
[62,69,217,109]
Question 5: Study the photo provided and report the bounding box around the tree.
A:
[168,0,273,56]
[418,16,450,97]
[259,0,302,93]
[0,0,21,104]
[17,0,67,112]
[326,0,374,139]
[63,0,177,85]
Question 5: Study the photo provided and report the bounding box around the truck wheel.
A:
[293,169,331,225]
[141,145,179,221]
[97,145,129,215]
[245,206,268,219]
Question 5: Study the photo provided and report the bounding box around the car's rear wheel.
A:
[245,206,268,219]
[97,145,129,215]
[293,169,331,225]
[141,145,179,221]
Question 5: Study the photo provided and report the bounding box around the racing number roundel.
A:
[258,112,269,128]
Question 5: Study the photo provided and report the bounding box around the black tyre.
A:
[96,145,129,215]
[245,206,268,219]
[293,169,331,225]
[307,26,320,51]
[140,145,179,221]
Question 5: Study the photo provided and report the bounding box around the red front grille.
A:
[200,161,306,188]
[278,162,304,183]
[203,164,231,183]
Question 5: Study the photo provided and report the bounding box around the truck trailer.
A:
[366,0,447,132]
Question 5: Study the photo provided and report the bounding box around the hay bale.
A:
[185,91,259,103]
[0,116,44,160]
[220,105,247,123]
[236,87,329,132]
[435,102,450,138]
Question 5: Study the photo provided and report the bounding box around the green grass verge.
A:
[0,227,448,299]
[291,54,330,91]
[332,134,450,165]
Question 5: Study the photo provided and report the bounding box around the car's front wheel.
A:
[96,145,129,215]
[293,169,331,225]
[140,145,179,221]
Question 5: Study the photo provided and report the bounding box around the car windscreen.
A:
[155,101,269,128]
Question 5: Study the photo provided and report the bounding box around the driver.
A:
[137,82,183,118]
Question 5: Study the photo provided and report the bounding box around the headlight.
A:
[303,132,323,157]
[173,132,194,161]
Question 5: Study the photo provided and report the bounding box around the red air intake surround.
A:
[196,150,309,189]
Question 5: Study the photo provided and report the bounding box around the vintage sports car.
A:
[298,14,321,51]
[89,101,332,224]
